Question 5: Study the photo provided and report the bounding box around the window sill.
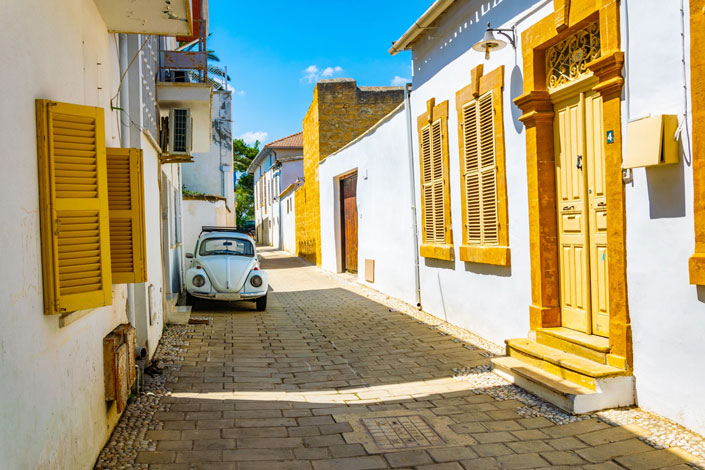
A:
[689,252,705,285]
[420,243,455,261]
[459,245,511,267]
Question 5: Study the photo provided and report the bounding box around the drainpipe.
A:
[118,33,136,327]
[404,83,422,309]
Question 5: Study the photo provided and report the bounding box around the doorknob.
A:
[576,155,583,170]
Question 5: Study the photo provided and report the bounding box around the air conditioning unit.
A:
[168,108,192,155]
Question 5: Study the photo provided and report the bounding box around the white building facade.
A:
[317,0,705,436]
[249,132,304,248]
[182,90,235,258]
[0,0,211,467]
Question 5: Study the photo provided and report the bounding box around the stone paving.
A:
[117,250,699,469]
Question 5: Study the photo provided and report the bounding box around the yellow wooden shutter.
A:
[36,100,112,315]
[478,93,498,244]
[420,125,435,243]
[463,101,481,244]
[463,92,498,246]
[107,148,147,284]
[430,120,445,243]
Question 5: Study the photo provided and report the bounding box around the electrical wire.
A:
[111,34,153,106]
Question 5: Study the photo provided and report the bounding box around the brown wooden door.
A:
[340,173,358,273]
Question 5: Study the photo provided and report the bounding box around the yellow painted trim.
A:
[690,1,705,285]
[514,0,632,369]
[606,353,627,370]
[458,245,510,266]
[420,243,454,261]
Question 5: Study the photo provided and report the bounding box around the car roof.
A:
[199,231,255,244]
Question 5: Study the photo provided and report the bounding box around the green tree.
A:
[233,138,260,227]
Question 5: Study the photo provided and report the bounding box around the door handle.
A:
[562,205,575,212]
[596,201,606,208]
[576,155,583,170]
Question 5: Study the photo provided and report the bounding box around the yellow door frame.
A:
[514,0,631,370]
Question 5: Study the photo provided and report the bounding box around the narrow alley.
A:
[97,250,700,469]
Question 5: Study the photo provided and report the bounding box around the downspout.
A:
[118,33,136,327]
[404,83,422,309]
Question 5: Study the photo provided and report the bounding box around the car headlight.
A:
[192,275,206,287]
[250,275,263,288]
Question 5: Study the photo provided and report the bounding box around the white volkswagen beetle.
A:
[185,227,268,311]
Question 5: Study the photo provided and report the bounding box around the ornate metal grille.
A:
[546,22,601,90]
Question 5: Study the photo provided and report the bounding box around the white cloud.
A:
[302,64,344,84]
[239,131,268,145]
[233,89,246,96]
[390,75,410,86]
[321,66,343,78]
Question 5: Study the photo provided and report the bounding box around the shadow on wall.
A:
[697,285,705,303]
[510,65,524,134]
[463,262,511,277]
[646,159,686,219]
[411,0,536,88]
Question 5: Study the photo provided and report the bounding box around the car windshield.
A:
[199,237,254,257]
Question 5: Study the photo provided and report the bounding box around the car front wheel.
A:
[255,294,267,312]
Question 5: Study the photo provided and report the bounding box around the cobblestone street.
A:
[117,250,699,470]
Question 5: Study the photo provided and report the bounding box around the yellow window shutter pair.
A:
[106,148,147,284]
[462,92,498,245]
[36,100,147,315]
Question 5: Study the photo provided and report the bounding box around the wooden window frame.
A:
[455,65,510,266]
[417,99,453,261]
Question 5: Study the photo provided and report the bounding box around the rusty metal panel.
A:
[161,50,207,70]
[115,343,129,413]
[103,333,118,402]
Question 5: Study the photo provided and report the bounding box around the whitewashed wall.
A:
[407,0,704,436]
[619,0,704,436]
[0,0,129,467]
[319,106,418,306]
[182,91,234,213]
[183,199,228,256]
[406,0,551,345]
[281,189,298,254]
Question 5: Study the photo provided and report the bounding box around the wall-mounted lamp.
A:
[472,23,517,60]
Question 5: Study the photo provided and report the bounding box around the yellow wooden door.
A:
[585,92,609,337]
[554,91,610,337]
[554,94,591,333]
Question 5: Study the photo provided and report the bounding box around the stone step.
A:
[491,356,635,414]
[505,338,628,391]
[535,327,611,365]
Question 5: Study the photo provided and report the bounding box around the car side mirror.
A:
[185,253,193,259]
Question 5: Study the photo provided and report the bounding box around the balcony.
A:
[93,0,194,36]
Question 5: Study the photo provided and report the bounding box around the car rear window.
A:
[199,237,254,257]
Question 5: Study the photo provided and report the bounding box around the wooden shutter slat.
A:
[107,148,147,284]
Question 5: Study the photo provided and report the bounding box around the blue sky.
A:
[207,0,432,148]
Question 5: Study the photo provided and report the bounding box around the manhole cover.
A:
[361,415,445,450]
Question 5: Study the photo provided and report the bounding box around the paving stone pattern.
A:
[110,250,699,469]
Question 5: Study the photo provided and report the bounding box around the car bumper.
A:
[190,291,265,301]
